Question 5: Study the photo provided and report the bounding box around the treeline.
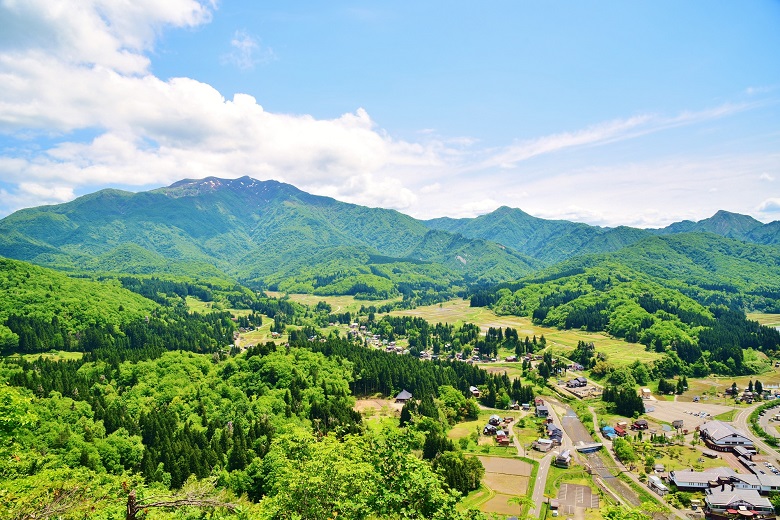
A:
[119,276,214,304]
[298,335,536,408]
[3,306,235,355]
[698,308,780,375]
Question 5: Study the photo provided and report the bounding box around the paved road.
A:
[733,401,778,457]
[512,399,573,519]
[758,408,780,439]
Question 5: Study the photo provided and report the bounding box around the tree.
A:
[125,479,238,520]
[613,437,638,464]
[399,402,413,427]
[756,380,764,396]
[603,505,651,519]
[432,451,484,495]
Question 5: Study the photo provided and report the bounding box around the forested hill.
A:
[0,176,541,297]
[471,235,780,376]
[425,206,780,264]
[0,257,157,353]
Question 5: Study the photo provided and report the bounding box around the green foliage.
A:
[612,437,638,464]
[0,177,541,298]
[487,262,780,376]
[0,257,157,354]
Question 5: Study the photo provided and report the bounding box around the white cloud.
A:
[478,103,751,170]
[0,182,75,214]
[0,0,775,230]
[221,30,275,70]
[0,0,211,74]
[758,198,780,213]
[760,173,775,182]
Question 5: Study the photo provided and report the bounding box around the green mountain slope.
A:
[0,177,542,296]
[484,247,780,375]
[0,257,158,351]
[425,206,780,264]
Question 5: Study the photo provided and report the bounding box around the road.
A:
[757,407,780,440]
[733,401,779,458]
[509,399,573,519]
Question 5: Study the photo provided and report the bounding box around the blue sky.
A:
[0,1,778,227]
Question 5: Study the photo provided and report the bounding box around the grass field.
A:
[748,313,780,328]
[391,298,661,367]
[185,296,252,316]
[265,292,402,313]
[12,350,84,362]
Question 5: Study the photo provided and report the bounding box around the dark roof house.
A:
[395,389,413,403]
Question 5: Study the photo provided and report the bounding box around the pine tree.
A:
[399,402,412,427]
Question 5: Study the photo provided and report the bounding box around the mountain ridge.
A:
[0,177,542,297]
[1,176,778,299]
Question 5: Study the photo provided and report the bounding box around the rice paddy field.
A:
[390,298,661,367]
[748,313,780,328]
[265,292,401,313]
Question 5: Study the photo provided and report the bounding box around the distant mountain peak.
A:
[158,176,301,202]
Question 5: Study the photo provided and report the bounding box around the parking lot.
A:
[643,398,732,430]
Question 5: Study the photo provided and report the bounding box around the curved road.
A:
[734,401,779,458]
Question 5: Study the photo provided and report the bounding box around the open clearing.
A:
[748,313,780,328]
[480,494,524,516]
[477,456,532,477]
[265,292,401,313]
[13,350,83,362]
[476,456,530,516]
[643,398,732,430]
[353,398,402,416]
[391,298,659,367]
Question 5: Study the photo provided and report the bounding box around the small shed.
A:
[535,439,553,452]
[488,414,502,426]
[632,419,649,430]
[469,385,481,398]
[672,419,684,429]
[395,389,413,403]
[496,431,510,446]
[648,475,668,496]
[641,388,652,399]
[536,405,549,418]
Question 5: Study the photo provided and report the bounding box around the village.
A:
[235,299,780,519]
[467,382,780,520]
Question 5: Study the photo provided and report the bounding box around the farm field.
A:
[353,398,403,421]
[265,292,401,313]
[10,350,84,362]
[475,456,531,517]
[185,296,252,316]
[391,298,660,367]
[748,313,780,328]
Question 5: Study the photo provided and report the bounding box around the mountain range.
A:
[425,206,780,264]
[0,176,778,302]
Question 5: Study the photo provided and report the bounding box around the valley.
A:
[1,177,780,519]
